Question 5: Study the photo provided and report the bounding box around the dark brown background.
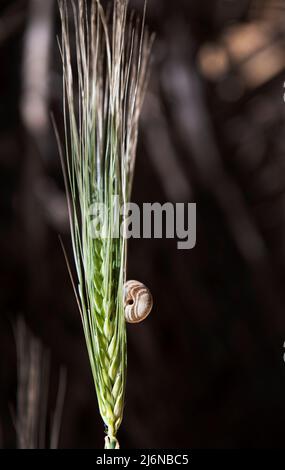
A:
[1,0,285,449]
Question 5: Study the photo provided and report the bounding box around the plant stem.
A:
[104,433,119,449]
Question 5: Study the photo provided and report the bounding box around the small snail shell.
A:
[124,280,153,324]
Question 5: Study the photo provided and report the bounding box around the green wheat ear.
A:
[57,0,153,449]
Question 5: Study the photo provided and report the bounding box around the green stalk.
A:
[58,0,153,448]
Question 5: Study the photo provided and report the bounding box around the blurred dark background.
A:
[1,0,285,449]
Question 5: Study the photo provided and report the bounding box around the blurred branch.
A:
[142,92,191,202]
[14,317,66,449]
[19,0,54,315]
[161,31,268,267]
[21,0,54,151]
[15,317,49,449]
[50,368,67,449]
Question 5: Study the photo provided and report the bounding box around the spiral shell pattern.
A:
[124,280,153,324]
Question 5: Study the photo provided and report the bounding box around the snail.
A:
[124,280,153,324]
